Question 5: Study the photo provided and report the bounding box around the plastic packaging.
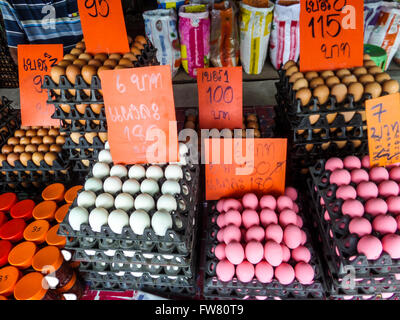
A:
[239,2,274,74]
[143,9,181,77]
[364,1,383,44]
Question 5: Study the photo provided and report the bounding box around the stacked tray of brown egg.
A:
[275,55,400,177]
[0,96,19,150]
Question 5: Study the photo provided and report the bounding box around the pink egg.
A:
[277,196,294,212]
[265,224,283,243]
[284,187,298,201]
[320,197,325,205]
[300,230,307,245]
[242,193,259,210]
[275,263,295,285]
[293,203,299,214]
[294,262,315,284]
[336,185,357,200]
[379,180,399,198]
[216,259,235,282]
[389,167,400,182]
[236,260,254,283]
[245,226,265,242]
[225,242,245,265]
[223,225,241,244]
[217,228,225,242]
[356,181,379,200]
[351,169,370,184]
[260,209,278,226]
[325,157,344,171]
[296,216,303,228]
[259,195,276,210]
[216,199,225,213]
[382,234,400,259]
[242,209,260,229]
[357,235,383,260]
[222,198,243,213]
[324,210,330,221]
[264,240,283,267]
[330,169,351,186]
[224,210,242,227]
[245,241,264,264]
[215,243,226,260]
[279,209,298,227]
[372,215,397,235]
[217,213,226,228]
[344,156,362,170]
[348,217,372,237]
[365,198,388,216]
[361,155,371,169]
[255,261,274,283]
[342,199,364,218]
[283,224,302,249]
[281,244,291,262]
[388,196,400,214]
[292,245,311,263]
[369,167,389,183]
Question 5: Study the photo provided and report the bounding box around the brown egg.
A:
[97,66,113,75]
[114,65,126,70]
[368,66,382,75]
[320,70,334,79]
[123,53,137,62]
[7,153,19,166]
[55,136,65,145]
[246,121,259,129]
[84,132,97,144]
[283,60,297,70]
[26,129,37,137]
[103,59,118,68]
[331,83,347,103]
[326,113,337,124]
[348,82,364,102]
[336,69,351,78]
[30,136,42,145]
[32,152,44,166]
[63,54,77,61]
[253,129,261,138]
[295,88,312,106]
[78,53,92,61]
[313,85,330,105]
[75,104,87,115]
[1,144,13,154]
[65,64,81,84]
[325,76,340,88]
[70,133,81,145]
[305,71,319,81]
[13,129,25,138]
[36,128,48,137]
[70,48,83,56]
[73,59,87,67]
[364,60,377,68]
[130,47,141,56]
[309,114,320,125]
[57,60,72,68]
[75,41,85,50]
[305,144,314,152]
[352,67,367,77]
[42,136,55,145]
[118,58,134,68]
[289,72,304,84]
[94,53,108,62]
[50,66,65,84]
[88,59,102,67]
[321,142,331,150]
[90,104,103,115]
[37,144,50,153]
[25,144,37,153]
[310,77,324,89]
[358,74,375,85]
[48,128,59,137]
[364,82,382,98]
[286,65,299,77]
[98,132,107,143]
[375,72,391,84]
[44,152,57,166]
[19,152,32,166]
[293,78,308,91]
[60,104,71,114]
[135,35,147,45]
[341,75,357,86]
[19,136,31,145]
[49,144,62,153]
[382,79,400,94]
[13,145,25,153]
[364,54,371,60]
[81,65,97,85]
[109,53,122,61]
[0,154,6,166]
[7,137,19,145]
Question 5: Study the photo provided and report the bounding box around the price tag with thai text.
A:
[197,67,243,130]
[366,93,400,167]
[99,65,179,165]
[299,0,364,72]
[205,138,287,200]
[18,44,62,127]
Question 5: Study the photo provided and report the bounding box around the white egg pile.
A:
[68,142,190,237]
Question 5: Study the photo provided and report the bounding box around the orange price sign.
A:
[18,44,63,127]
[99,65,179,165]
[299,0,364,72]
[366,93,400,167]
[197,67,243,130]
[77,0,130,54]
[205,138,287,200]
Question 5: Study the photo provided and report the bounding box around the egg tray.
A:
[201,202,326,300]
[0,180,49,201]
[329,293,400,300]
[62,135,105,151]
[67,148,101,162]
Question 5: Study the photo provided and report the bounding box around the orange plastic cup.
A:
[46,225,66,248]
[8,241,37,269]
[32,201,57,221]
[55,203,71,224]
[42,183,65,202]
[64,185,83,204]
[14,272,49,300]
[0,266,21,296]
[0,193,17,212]
[32,246,63,274]
[23,220,50,244]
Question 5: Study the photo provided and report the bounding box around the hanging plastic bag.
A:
[157,0,186,10]
[178,4,211,78]
[239,2,274,74]
[364,1,383,44]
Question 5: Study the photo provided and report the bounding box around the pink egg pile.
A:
[214,189,316,286]
[325,155,400,261]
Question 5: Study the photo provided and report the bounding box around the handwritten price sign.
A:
[197,67,243,130]
[99,65,179,165]
[77,0,130,54]
[205,138,287,200]
[299,0,364,71]
[366,93,400,167]
[18,44,62,127]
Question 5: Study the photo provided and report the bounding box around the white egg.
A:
[151,210,173,236]
[103,176,122,194]
[129,209,151,235]
[164,164,183,180]
[77,191,96,208]
[157,194,177,212]
[92,162,110,179]
[110,165,128,178]
[179,142,189,156]
[122,179,140,195]
[161,180,181,195]
[128,165,146,180]
[84,177,103,192]
[108,209,129,234]
[134,193,155,212]
[146,165,164,181]
[114,193,134,211]
[89,207,109,232]
[68,207,89,231]
[98,149,113,164]
[95,193,114,209]
[140,179,160,196]
[104,141,110,150]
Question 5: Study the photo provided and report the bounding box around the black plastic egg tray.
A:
[62,135,105,159]
[201,201,326,300]
[329,293,400,300]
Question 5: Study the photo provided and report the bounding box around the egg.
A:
[19,152,32,166]
[293,78,308,91]
[109,165,128,178]
[68,206,89,231]
[275,262,295,285]
[156,194,177,212]
[151,210,173,236]
[264,240,283,266]
[98,132,107,143]
[283,224,302,249]
[223,225,241,244]
[375,72,391,84]
[294,262,314,285]
[387,196,400,214]
[65,64,81,85]
[313,85,330,104]
[283,60,296,70]
[241,209,259,229]
[103,176,122,194]
[114,193,134,211]
[342,74,357,85]
[78,52,92,61]
[292,245,311,263]
[382,79,399,94]
[88,207,109,232]
[44,152,57,166]
[368,66,382,75]
[108,209,129,234]
[31,152,44,166]
[289,72,304,84]
[93,53,108,62]
[77,190,96,208]
[95,193,114,209]
[357,235,382,260]
[347,82,364,102]
[13,145,24,153]
[146,165,164,181]
[6,153,19,166]
[134,193,155,211]
[57,60,72,68]
[295,88,312,106]
[81,65,97,85]
[320,70,334,79]
[95,150,112,164]
[265,224,283,243]
[382,234,400,259]
[50,66,65,84]
[304,71,318,81]
[277,196,294,212]
[236,261,255,283]
[364,82,382,98]
[349,217,372,237]
[128,164,146,180]
[225,242,244,265]
[129,209,151,235]
[259,209,278,227]
[342,199,364,217]
[121,179,140,195]
[325,76,340,88]
[330,169,351,186]
[161,180,181,195]
[92,162,110,179]
[279,209,298,227]
[140,179,159,196]
[336,68,351,78]
[84,177,103,192]
[330,83,347,103]
[310,77,324,89]
[216,259,235,282]
[353,67,367,77]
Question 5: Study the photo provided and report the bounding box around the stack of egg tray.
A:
[0,18,18,88]
[0,96,19,148]
[201,201,327,300]
[307,159,400,300]
[58,163,201,299]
